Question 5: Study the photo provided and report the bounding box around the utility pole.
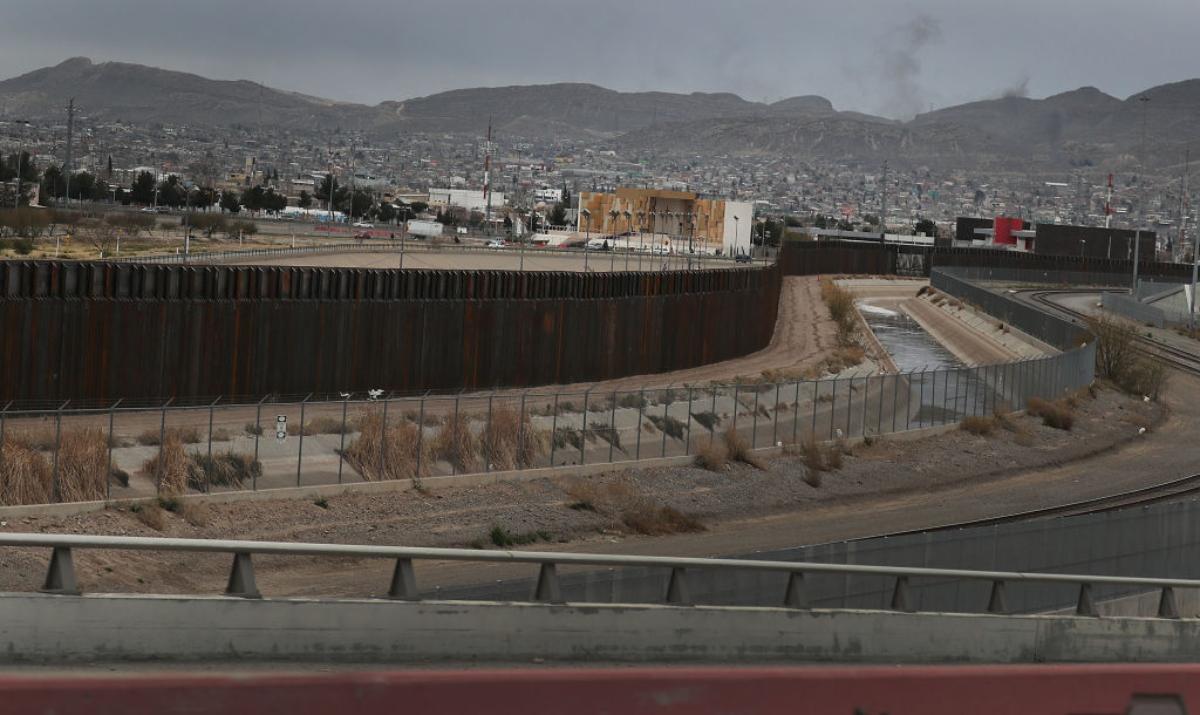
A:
[1133,95,1150,293]
[880,159,888,239]
[63,99,75,207]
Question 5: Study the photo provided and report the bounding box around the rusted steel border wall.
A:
[779,240,1198,280]
[0,262,781,403]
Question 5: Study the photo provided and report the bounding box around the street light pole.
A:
[733,215,740,262]
[623,209,632,271]
[637,210,645,271]
[580,208,591,273]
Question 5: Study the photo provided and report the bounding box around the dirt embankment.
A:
[0,382,1168,598]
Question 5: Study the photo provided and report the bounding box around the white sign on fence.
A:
[275,415,287,442]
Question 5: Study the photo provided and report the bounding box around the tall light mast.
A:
[483,120,493,235]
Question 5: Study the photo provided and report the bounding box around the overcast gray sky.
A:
[2,0,1196,118]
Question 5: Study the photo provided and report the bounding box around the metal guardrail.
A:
[4,533,1188,618]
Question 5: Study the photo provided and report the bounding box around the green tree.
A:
[219,190,241,214]
[409,201,429,215]
[914,218,938,237]
[130,171,156,205]
[156,175,187,207]
[377,202,397,224]
[241,185,266,213]
[298,190,312,209]
[548,202,567,226]
[41,165,66,200]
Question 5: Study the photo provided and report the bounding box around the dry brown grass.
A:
[820,278,858,342]
[960,416,996,436]
[132,502,167,531]
[1027,397,1075,431]
[792,440,843,474]
[1089,314,1169,399]
[0,437,52,506]
[433,412,478,472]
[564,476,705,535]
[188,451,259,490]
[342,411,431,484]
[694,440,729,471]
[56,428,109,503]
[179,500,211,527]
[140,431,191,496]
[722,428,766,469]
[481,406,547,471]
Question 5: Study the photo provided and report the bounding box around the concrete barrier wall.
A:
[3,593,1200,664]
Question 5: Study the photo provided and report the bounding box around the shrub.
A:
[433,412,477,472]
[0,437,52,505]
[187,450,260,490]
[244,422,264,436]
[646,414,686,440]
[1089,315,1169,399]
[140,431,191,496]
[820,279,858,342]
[314,496,330,509]
[481,406,547,471]
[589,422,624,452]
[1027,397,1074,431]
[552,426,583,452]
[960,416,996,436]
[723,428,765,469]
[342,411,431,484]
[488,525,551,548]
[137,426,202,447]
[795,440,843,473]
[691,411,720,433]
[180,500,211,527]
[618,394,647,409]
[694,441,729,471]
[56,428,109,502]
[132,502,167,531]
[621,505,704,536]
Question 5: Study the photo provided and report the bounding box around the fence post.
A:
[381,396,390,479]
[105,399,121,500]
[608,391,618,464]
[891,372,899,432]
[635,388,645,459]
[296,393,311,487]
[876,375,884,436]
[792,381,802,445]
[338,394,349,484]
[156,398,171,496]
[549,393,559,466]
[416,392,428,480]
[660,392,670,458]
[685,387,694,455]
[709,388,718,447]
[845,374,854,437]
[771,382,781,446]
[253,395,265,491]
[751,387,760,448]
[50,403,66,503]
[811,380,819,441]
[580,389,591,466]
[732,383,740,434]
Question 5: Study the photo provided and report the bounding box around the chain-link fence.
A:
[0,343,1094,508]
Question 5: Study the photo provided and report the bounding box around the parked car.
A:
[486,239,506,249]
[735,253,752,264]
[352,221,374,229]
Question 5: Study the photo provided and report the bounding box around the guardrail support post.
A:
[1158,586,1179,619]
[666,567,691,605]
[784,572,806,608]
[41,547,79,595]
[987,579,1008,614]
[225,553,261,599]
[891,575,913,612]
[1076,583,1098,617]
[534,563,562,603]
[388,558,418,600]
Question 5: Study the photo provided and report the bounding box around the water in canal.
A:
[858,302,961,372]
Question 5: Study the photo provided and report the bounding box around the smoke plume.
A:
[877,13,942,119]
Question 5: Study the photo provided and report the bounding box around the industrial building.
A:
[576,188,754,256]
[427,188,505,214]
[954,217,1157,261]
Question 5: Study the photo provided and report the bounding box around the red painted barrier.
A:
[2,665,1196,715]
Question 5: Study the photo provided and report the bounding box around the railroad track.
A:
[1028,289,1200,378]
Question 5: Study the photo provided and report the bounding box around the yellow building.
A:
[577,188,754,255]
